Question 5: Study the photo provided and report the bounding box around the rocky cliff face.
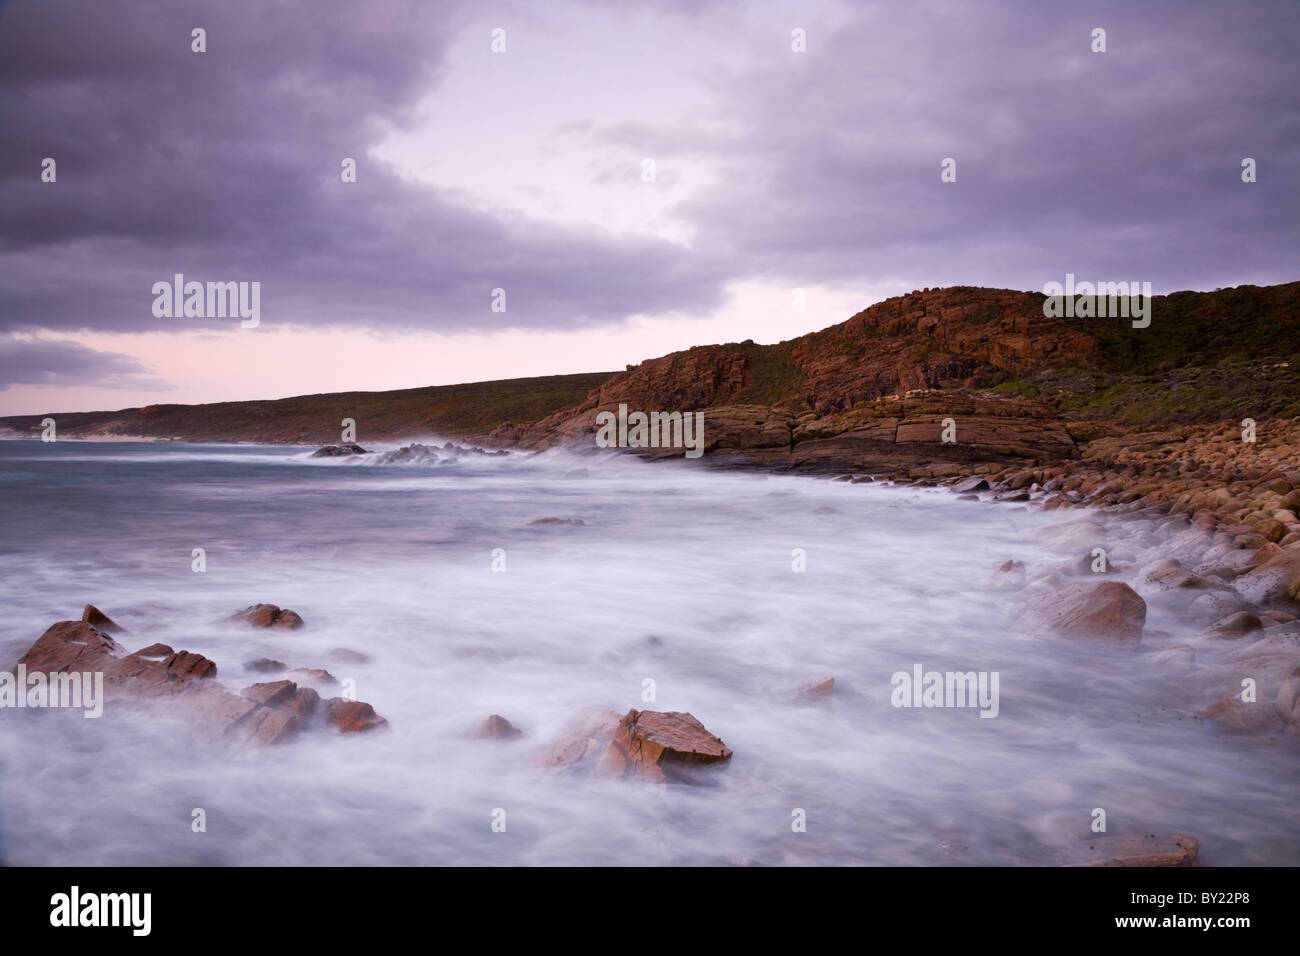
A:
[491,282,1300,473]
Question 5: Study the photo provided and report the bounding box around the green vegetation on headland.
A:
[0,372,615,444]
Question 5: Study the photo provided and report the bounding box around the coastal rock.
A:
[1204,696,1284,733]
[596,709,733,783]
[240,680,299,708]
[1234,550,1300,606]
[952,476,989,494]
[325,698,388,733]
[229,603,305,629]
[310,443,369,457]
[1201,612,1263,639]
[794,675,835,703]
[1063,833,1200,867]
[480,714,524,739]
[14,619,380,746]
[81,604,124,634]
[1018,582,1146,644]
[1277,666,1300,723]
[988,559,1027,590]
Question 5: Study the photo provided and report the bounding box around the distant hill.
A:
[0,372,616,444]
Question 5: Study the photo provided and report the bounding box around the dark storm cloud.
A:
[0,336,168,389]
[1,0,1295,341]
[656,0,1300,293]
[0,0,727,335]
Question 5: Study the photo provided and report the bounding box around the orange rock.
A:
[229,603,306,629]
[81,604,124,634]
[597,709,733,783]
[13,620,374,746]
[325,698,388,733]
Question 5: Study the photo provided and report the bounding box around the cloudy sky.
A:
[1,0,1296,415]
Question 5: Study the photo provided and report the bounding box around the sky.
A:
[1,0,1296,415]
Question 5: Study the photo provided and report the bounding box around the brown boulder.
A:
[1064,833,1200,867]
[81,604,124,634]
[325,698,388,733]
[1018,582,1146,644]
[13,620,372,746]
[1235,550,1300,606]
[1204,696,1284,733]
[240,680,299,708]
[597,709,733,783]
[1201,612,1263,638]
[480,714,524,739]
[1277,666,1300,723]
[229,603,305,629]
[273,609,305,630]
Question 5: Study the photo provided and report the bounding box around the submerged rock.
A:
[1204,696,1284,733]
[1062,833,1201,867]
[480,714,524,739]
[988,559,1027,591]
[1277,666,1300,724]
[543,709,622,773]
[325,698,388,733]
[1018,581,1147,644]
[310,443,369,457]
[1235,550,1300,606]
[794,675,836,703]
[228,603,305,629]
[81,604,124,634]
[13,619,383,746]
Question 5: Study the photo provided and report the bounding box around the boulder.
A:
[1204,696,1284,733]
[1200,612,1263,639]
[596,709,733,783]
[228,604,305,629]
[310,443,369,457]
[1063,833,1200,867]
[953,476,989,494]
[13,620,379,746]
[987,559,1027,591]
[1277,666,1300,723]
[1235,550,1300,606]
[240,680,299,708]
[1018,582,1146,644]
[81,604,124,634]
[325,698,388,733]
[480,714,524,739]
[542,709,622,774]
[794,675,835,703]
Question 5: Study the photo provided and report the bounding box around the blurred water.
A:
[0,439,1295,865]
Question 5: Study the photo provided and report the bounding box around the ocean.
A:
[0,440,1295,865]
